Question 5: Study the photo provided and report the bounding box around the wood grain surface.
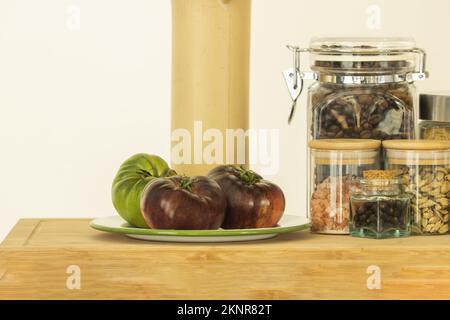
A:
[1,218,450,299]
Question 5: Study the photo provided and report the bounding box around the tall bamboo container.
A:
[171,0,251,176]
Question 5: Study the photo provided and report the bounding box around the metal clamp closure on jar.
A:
[283,41,428,124]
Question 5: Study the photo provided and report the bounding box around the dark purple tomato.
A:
[208,165,285,229]
[140,176,226,230]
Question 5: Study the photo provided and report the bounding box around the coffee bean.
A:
[312,84,414,140]
[378,99,389,110]
[357,206,365,215]
[360,130,372,139]
[358,94,373,105]
[369,114,383,125]
[329,125,340,133]
[372,129,382,139]
[343,128,353,136]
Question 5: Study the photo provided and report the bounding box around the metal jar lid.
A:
[420,93,450,122]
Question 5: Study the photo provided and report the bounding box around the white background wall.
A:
[0,0,448,241]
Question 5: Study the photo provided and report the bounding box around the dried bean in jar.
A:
[311,83,415,140]
[352,199,409,233]
[398,166,450,235]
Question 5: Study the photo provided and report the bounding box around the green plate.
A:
[90,215,310,243]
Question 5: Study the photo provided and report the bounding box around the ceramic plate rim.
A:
[90,215,310,237]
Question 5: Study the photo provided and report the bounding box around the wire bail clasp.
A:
[282,45,309,124]
[406,48,428,83]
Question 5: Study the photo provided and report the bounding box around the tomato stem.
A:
[234,166,262,185]
[179,175,193,192]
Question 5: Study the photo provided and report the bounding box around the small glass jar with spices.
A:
[308,139,381,234]
[350,170,411,239]
[384,140,450,235]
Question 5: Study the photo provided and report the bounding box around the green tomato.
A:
[112,153,175,228]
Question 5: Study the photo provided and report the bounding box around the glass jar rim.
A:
[357,178,402,186]
[310,37,416,54]
[308,37,419,75]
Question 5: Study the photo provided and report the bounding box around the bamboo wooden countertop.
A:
[1,218,450,299]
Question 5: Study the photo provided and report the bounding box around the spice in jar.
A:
[352,199,409,233]
[384,140,450,235]
[419,94,450,140]
[399,166,450,234]
[310,175,354,233]
[309,139,381,234]
[422,125,450,140]
[350,170,411,239]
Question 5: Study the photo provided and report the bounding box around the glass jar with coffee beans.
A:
[384,140,450,235]
[283,38,427,140]
[350,170,411,239]
[310,82,415,140]
[309,139,381,234]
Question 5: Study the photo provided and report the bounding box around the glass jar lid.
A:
[310,37,416,53]
[309,37,419,74]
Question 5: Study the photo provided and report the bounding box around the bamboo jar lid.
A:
[309,139,381,165]
[383,140,450,165]
[382,139,450,150]
[309,139,381,150]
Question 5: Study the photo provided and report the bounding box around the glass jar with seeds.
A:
[383,140,450,235]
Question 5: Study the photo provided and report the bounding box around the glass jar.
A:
[384,140,450,235]
[308,139,381,234]
[350,177,411,239]
[283,37,428,140]
[419,93,450,140]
